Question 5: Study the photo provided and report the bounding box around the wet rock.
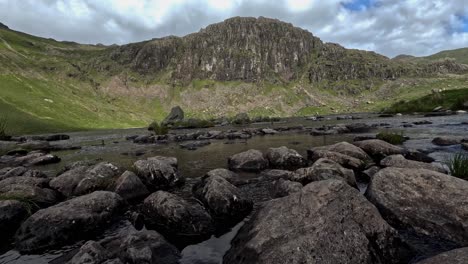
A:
[271,178,302,198]
[462,143,468,151]
[310,128,337,136]
[0,176,49,188]
[142,191,214,244]
[413,120,432,125]
[162,106,184,126]
[114,171,149,201]
[179,140,211,150]
[148,156,178,168]
[0,200,28,240]
[45,134,70,141]
[0,184,58,207]
[193,175,253,223]
[6,149,29,156]
[69,227,180,264]
[260,169,294,181]
[353,139,406,160]
[133,156,183,191]
[366,167,468,246]
[380,154,446,173]
[312,141,372,161]
[50,162,120,197]
[205,168,239,185]
[307,149,365,170]
[2,152,61,167]
[260,128,278,135]
[362,166,380,180]
[416,247,468,264]
[224,179,410,264]
[228,149,268,172]
[18,141,51,151]
[133,135,156,144]
[432,136,461,146]
[291,158,357,187]
[345,123,372,133]
[15,191,124,253]
[404,149,435,163]
[0,166,28,180]
[264,146,307,170]
[353,135,376,141]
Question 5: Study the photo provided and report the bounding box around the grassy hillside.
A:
[1,25,468,135]
[424,48,468,65]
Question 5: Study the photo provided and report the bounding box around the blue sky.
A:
[0,0,467,57]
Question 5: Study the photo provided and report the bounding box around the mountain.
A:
[1,17,467,134]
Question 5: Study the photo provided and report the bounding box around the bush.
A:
[447,152,468,180]
[376,131,406,145]
[0,115,10,141]
[148,121,169,135]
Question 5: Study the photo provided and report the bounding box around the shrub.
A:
[447,152,468,180]
[376,131,406,145]
[0,115,10,141]
[148,121,169,135]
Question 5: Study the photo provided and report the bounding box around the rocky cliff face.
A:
[107,17,468,85]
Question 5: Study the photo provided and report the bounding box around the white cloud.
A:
[0,0,466,57]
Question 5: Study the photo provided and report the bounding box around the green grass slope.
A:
[424,48,468,65]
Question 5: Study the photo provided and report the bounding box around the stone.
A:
[15,191,124,253]
[353,139,406,160]
[291,158,357,187]
[260,128,278,135]
[224,179,410,264]
[362,166,380,180]
[228,149,269,172]
[432,136,461,146]
[0,200,28,240]
[380,154,446,173]
[416,247,468,264]
[462,143,468,151]
[307,149,365,170]
[114,171,149,201]
[17,141,51,151]
[179,140,211,150]
[0,166,28,180]
[366,167,468,246]
[45,134,70,141]
[264,146,307,170]
[162,106,184,125]
[205,168,239,185]
[0,176,49,188]
[312,141,371,161]
[133,157,183,191]
[142,191,214,244]
[270,178,302,198]
[345,123,372,133]
[0,184,58,207]
[193,175,253,223]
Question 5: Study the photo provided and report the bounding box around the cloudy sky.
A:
[0,0,467,57]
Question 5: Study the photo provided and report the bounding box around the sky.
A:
[0,0,467,58]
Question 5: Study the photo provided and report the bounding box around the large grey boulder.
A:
[133,157,183,191]
[432,136,461,146]
[68,227,180,264]
[312,141,371,161]
[15,191,124,253]
[0,176,49,188]
[380,154,446,173]
[291,158,357,187]
[162,106,184,125]
[307,149,365,170]
[264,146,307,170]
[416,247,468,264]
[271,178,302,198]
[205,168,239,185]
[366,167,468,246]
[228,149,268,172]
[354,139,406,160]
[114,171,149,201]
[50,162,120,197]
[142,191,214,244]
[193,175,253,222]
[0,184,58,207]
[0,200,28,240]
[224,179,410,264]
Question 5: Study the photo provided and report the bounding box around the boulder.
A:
[162,106,184,125]
[291,158,357,187]
[345,123,372,133]
[260,128,278,135]
[307,149,365,170]
[114,171,149,201]
[264,146,307,170]
[0,200,28,240]
[0,184,58,207]
[0,176,49,188]
[416,247,468,264]
[142,191,214,244]
[193,175,253,222]
[380,154,446,173]
[404,149,435,163]
[50,162,120,197]
[432,136,461,146]
[462,143,468,151]
[69,227,180,264]
[0,166,28,180]
[6,152,61,167]
[353,139,406,160]
[270,178,302,198]
[15,191,124,253]
[45,134,70,141]
[362,166,380,180]
[224,179,410,264]
[312,141,371,161]
[366,167,468,246]
[205,168,239,185]
[133,157,183,191]
[228,149,268,172]
[179,140,211,150]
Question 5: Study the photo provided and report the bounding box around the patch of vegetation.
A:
[447,152,468,180]
[385,88,468,113]
[376,131,406,145]
[148,121,169,135]
[0,194,39,215]
[0,115,10,140]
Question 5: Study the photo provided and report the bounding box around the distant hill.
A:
[0,17,467,134]
[423,48,468,65]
